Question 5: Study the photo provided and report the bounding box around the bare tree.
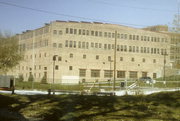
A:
[0,31,23,74]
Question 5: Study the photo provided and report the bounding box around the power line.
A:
[89,0,176,13]
[0,1,155,28]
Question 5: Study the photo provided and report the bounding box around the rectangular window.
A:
[95,43,98,48]
[153,73,157,78]
[91,69,100,77]
[91,43,94,48]
[82,30,86,35]
[78,41,81,48]
[82,42,85,49]
[104,32,107,37]
[70,28,73,34]
[99,32,102,37]
[96,55,99,60]
[69,66,73,70]
[69,41,73,47]
[58,43,62,48]
[120,57,123,61]
[86,42,89,49]
[66,28,69,34]
[83,54,86,59]
[129,71,138,78]
[142,72,147,77]
[53,30,57,34]
[65,40,68,47]
[58,57,62,61]
[129,35,132,40]
[74,41,76,48]
[104,70,113,78]
[79,29,81,35]
[108,56,111,61]
[95,31,98,36]
[117,71,126,78]
[70,53,73,58]
[53,43,57,48]
[91,31,94,36]
[74,29,77,34]
[79,69,86,77]
[55,65,59,70]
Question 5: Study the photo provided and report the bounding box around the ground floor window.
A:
[153,73,157,78]
[104,70,113,78]
[117,71,126,78]
[142,72,147,77]
[79,69,86,77]
[91,69,100,77]
[129,71,138,78]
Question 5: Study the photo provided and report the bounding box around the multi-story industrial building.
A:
[14,20,171,83]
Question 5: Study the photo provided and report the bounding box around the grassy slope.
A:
[0,91,180,121]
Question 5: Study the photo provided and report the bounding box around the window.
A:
[65,40,68,47]
[129,71,138,78]
[82,30,86,35]
[53,30,57,34]
[58,43,62,48]
[91,31,94,36]
[74,29,77,34]
[142,58,146,62]
[96,55,99,60]
[142,72,147,77]
[82,42,85,49]
[79,69,86,77]
[117,71,125,78]
[79,29,81,35]
[99,32,102,37]
[108,56,111,61]
[104,32,107,37]
[66,28,69,34]
[70,53,73,58]
[69,66,73,70]
[78,41,81,48]
[74,41,76,48]
[104,70,113,78]
[91,43,94,48]
[83,54,86,59]
[153,73,157,78]
[153,59,156,63]
[91,70,100,77]
[69,41,73,47]
[131,58,135,62]
[129,35,132,40]
[120,57,123,61]
[53,43,57,48]
[86,42,89,49]
[95,43,98,48]
[70,28,73,34]
[55,65,59,70]
[58,57,62,61]
[95,31,98,36]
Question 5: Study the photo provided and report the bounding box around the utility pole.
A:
[113,31,117,91]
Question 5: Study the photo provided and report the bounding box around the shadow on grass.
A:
[0,91,180,121]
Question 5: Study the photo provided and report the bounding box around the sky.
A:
[0,0,179,34]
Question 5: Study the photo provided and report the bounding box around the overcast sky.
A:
[0,0,179,34]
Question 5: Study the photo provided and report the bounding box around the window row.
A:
[79,69,157,78]
[65,28,168,43]
[64,40,168,55]
[19,39,49,51]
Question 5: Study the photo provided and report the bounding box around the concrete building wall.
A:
[15,21,170,83]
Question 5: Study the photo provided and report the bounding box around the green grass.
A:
[0,91,179,121]
[15,81,84,91]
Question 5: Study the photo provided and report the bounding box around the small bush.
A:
[41,75,47,84]
[17,74,24,82]
[28,74,34,82]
